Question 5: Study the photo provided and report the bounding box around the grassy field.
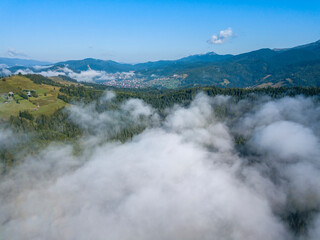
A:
[49,76,80,86]
[0,75,67,119]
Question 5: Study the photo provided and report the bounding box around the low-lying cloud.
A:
[1,93,320,239]
[67,93,158,137]
[0,65,11,76]
[67,68,117,82]
[4,65,128,82]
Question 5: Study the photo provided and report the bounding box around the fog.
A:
[0,65,127,82]
[0,93,320,239]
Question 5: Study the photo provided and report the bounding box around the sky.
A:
[1,0,320,63]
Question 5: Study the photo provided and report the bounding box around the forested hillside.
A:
[1,74,320,169]
[1,74,320,237]
[2,40,320,88]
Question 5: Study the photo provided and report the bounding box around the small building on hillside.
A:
[27,91,31,97]
[8,92,14,101]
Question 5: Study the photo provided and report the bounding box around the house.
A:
[8,92,14,101]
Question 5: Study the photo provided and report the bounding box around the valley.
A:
[1,40,320,89]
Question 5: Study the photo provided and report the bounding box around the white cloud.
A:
[67,95,158,136]
[6,48,28,58]
[15,68,66,77]
[15,68,35,75]
[0,64,8,68]
[207,27,233,44]
[39,70,66,77]
[0,128,14,145]
[13,65,134,82]
[32,65,54,70]
[99,91,116,104]
[67,69,116,82]
[0,65,11,76]
[1,93,320,239]
[252,121,319,160]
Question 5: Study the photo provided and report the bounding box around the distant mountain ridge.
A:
[52,52,234,73]
[134,40,320,87]
[2,40,320,88]
[0,58,51,67]
[54,58,133,73]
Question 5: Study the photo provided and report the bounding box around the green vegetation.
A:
[24,74,62,87]
[0,75,67,119]
[1,73,320,171]
[52,40,320,88]
[57,83,320,109]
[136,41,320,88]
[19,110,34,121]
[1,73,319,235]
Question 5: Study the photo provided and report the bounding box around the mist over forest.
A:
[1,0,320,238]
[1,90,320,239]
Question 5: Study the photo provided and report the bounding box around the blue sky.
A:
[1,0,320,63]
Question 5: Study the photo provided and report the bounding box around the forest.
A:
[1,74,320,170]
[1,74,320,238]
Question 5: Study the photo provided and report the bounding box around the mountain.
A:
[133,52,233,71]
[1,40,320,88]
[54,58,133,73]
[51,53,233,73]
[140,40,320,88]
[178,52,233,63]
[0,58,52,67]
[292,39,320,54]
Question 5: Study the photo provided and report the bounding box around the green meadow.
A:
[0,75,67,119]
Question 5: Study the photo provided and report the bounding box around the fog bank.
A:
[1,93,320,240]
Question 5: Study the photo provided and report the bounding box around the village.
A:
[102,73,187,89]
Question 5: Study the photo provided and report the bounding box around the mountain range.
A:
[1,40,320,88]
[0,58,51,67]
